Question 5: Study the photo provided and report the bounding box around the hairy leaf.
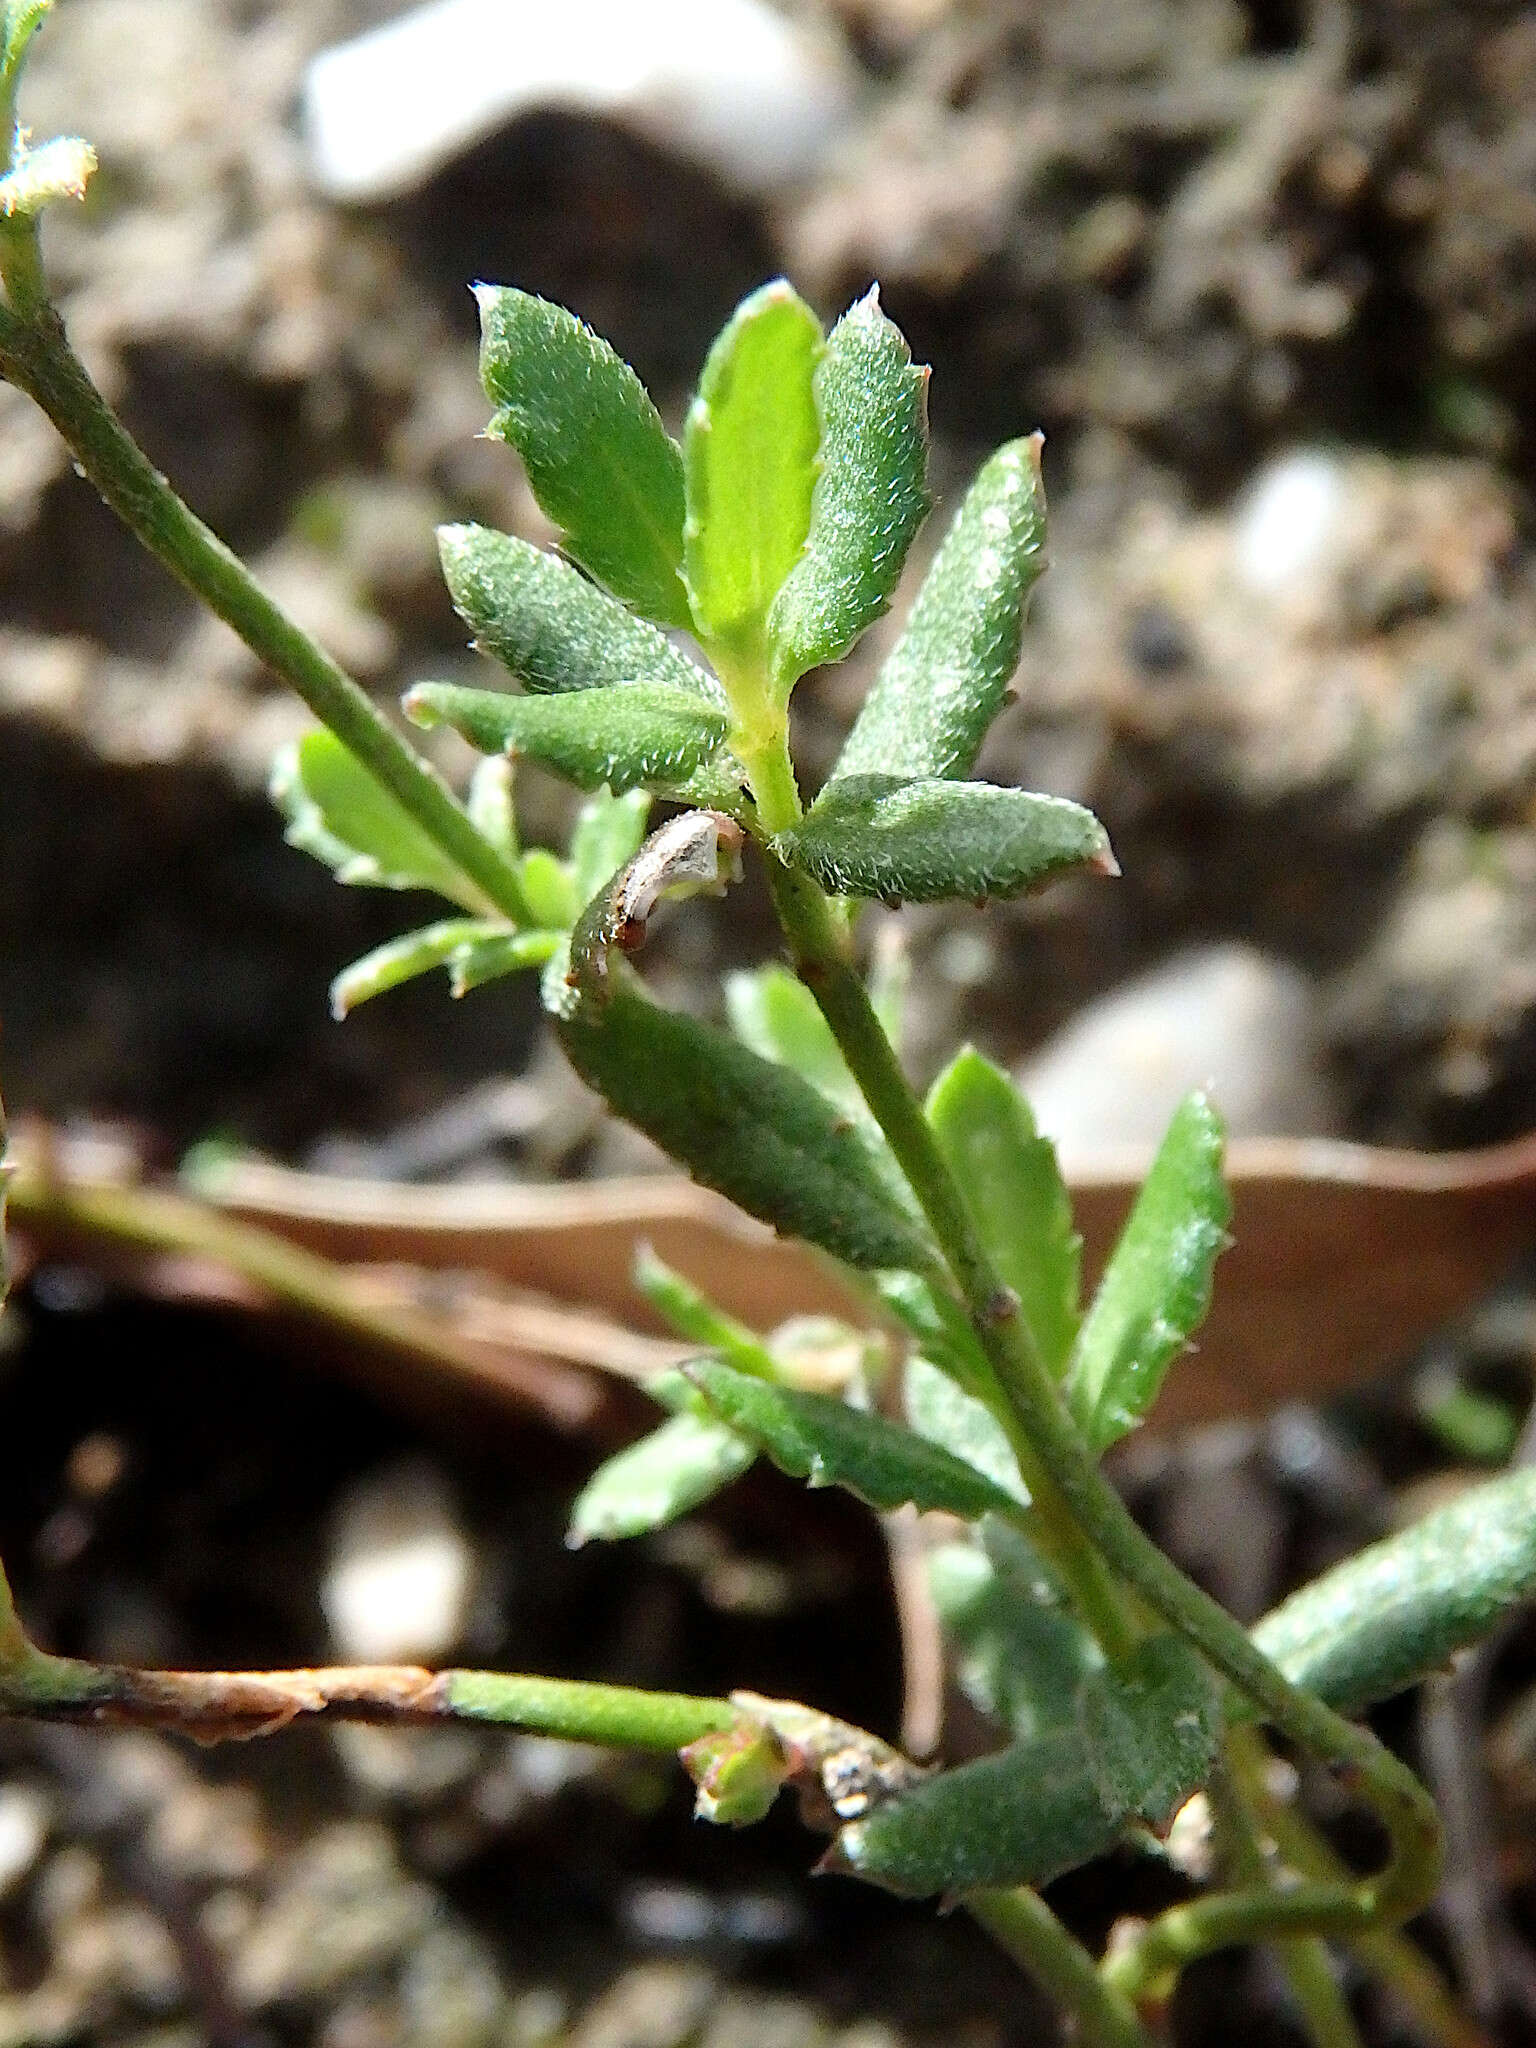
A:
[767,289,930,690]
[476,288,689,625]
[779,775,1114,905]
[270,730,484,908]
[684,280,823,659]
[1066,1094,1230,1454]
[567,1412,757,1545]
[437,526,717,700]
[928,1524,1100,1742]
[1252,1466,1536,1713]
[835,436,1048,783]
[687,1358,1023,1520]
[406,681,729,795]
[1077,1634,1220,1828]
[724,964,865,1121]
[905,1354,1027,1505]
[632,1245,779,1379]
[927,1050,1079,1376]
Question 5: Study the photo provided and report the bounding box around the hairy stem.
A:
[0,263,535,928]
[766,854,1443,1946]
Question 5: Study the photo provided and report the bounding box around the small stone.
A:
[0,1786,49,1898]
[321,1461,475,1666]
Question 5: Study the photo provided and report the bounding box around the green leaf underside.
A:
[1252,1465,1536,1714]
[450,928,561,992]
[1066,1093,1230,1454]
[554,892,936,1276]
[724,964,866,1122]
[567,1412,757,1544]
[271,730,482,908]
[684,281,823,656]
[831,1733,1122,1897]
[904,1354,1027,1505]
[330,918,503,1016]
[569,788,652,902]
[687,1358,1020,1521]
[927,1050,1080,1378]
[928,1525,1101,1742]
[437,526,717,702]
[476,287,690,627]
[768,289,931,691]
[406,682,729,795]
[1077,1634,1220,1830]
[780,776,1113,905]
[835,436,1048,784]
[632,1245,779,1379]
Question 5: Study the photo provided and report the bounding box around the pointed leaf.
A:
[683,280,823,659]
[476,287,689,625]
[767,289,930,690]
[1066,1094,1230,1454]
[928,1524,1101,1742]
[1077,1634,1220,1829]
[927,1050,1080,1376]
[270,730,484,908]
[406,681,729,795]
[552,851,937,1276]
[570,788,652,901]
[567,1412,757,1545]
[686,1358,1022,1520]
[329,917,507,1017]
[1252,1466,1536,1714]
[829,1732,1121,1897]
[632,1245,778,1379]
[835,437,1048,784]
[438,524,717,699]
[724,963,864,1120]
[905,1355,1027,1505]
[779,775,1114,905]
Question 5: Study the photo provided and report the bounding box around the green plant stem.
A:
[765,853,1443,1946]
[969,1889,1153,2048]
[0,252,536,929]
[1209,1749,1365,2048]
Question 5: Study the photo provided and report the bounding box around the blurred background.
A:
[4,2,1536,2043]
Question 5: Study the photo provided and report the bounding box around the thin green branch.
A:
[0,250,535,928]
[968,1888,1153,2048]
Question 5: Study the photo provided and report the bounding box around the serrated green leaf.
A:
[683,280,823,661]
[835,436,1048,784]
[2,0,49,85]
[632,1245,778,1378]
[476,288,689,625]
[567,1412,757,1545]
[767,289,930,692]
[270,730,486,909]
[829,1732,1120,1897]
[449,928,561,992]
[687,1358,1022,1520]
[570,788,652,901]
[928,1523,1101,1742]
[927,1050,1079,1377]
[553,859,937,1277]
[1252,1466,1536,1714]
[438,525,717,700]
[329,918,507,1017]
[1066,1094,1230,1454]
[724,964,865,1120]
[516,847,579,930]
[904,1354,1027,1505]
[1077,1634,1220,1829]
[406,681,729,795]
[779,775,1114,906]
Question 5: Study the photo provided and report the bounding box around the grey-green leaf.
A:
[553,876,937,1277]
[905,1354,1027,1505]
[437,526,718,701]
[567,1412,757,1545]
[1252,1466,1536,1714]
[835,436,1048,783]
[476,287,690,625]
[1077,1634,1220,1829]
[828,1733,1121,1897]
[1065,1093,1230,1454]
[686,1358,1022,1520]
[767,289,930,692]
[928,1522,1101,1742]
[927,1049,1079,1376]
[270,730,485,909]
[683,280,823,658]
[405,681,729,795]
[779,775,1115,905]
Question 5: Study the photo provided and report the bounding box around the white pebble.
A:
[0,1785,49,1896]
[321,1462,474,1666]
[1232,450,1345,601]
